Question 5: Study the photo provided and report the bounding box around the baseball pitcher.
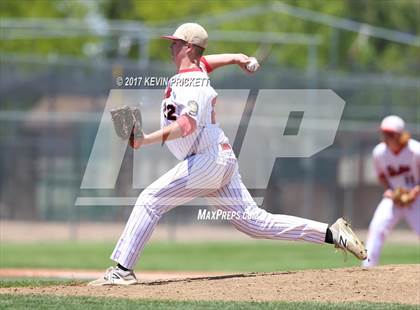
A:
[89,23,367,286]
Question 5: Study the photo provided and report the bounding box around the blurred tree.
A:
[0,0,95,57]
[98,0,420,76]
[0,0,86,18]
[0,0,418,76]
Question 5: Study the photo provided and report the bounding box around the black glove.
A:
[110,106,144,140]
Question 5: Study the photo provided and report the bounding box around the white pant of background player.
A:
[363,196,420,267]
[111,144,328,270]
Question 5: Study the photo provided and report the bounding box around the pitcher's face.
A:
[169,39,188,63]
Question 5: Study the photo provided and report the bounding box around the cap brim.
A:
[160,36,205,49]
[161,35,183,41]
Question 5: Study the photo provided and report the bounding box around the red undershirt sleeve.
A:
[200,56,213,74]
[176,114,197,137]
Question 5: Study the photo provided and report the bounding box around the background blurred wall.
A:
[0,0,418,231]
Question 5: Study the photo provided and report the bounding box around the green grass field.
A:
[1,241,419,309]
[0,294,417,310]
[1,241,419,272]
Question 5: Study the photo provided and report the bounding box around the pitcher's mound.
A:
[1,264,419,305]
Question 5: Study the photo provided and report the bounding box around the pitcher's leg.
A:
[110,191,164,270]
[111,154,234,270]
[208,175,328,244]
[110,167,186,269]
[363,198,401,267]
[208,174,367,260]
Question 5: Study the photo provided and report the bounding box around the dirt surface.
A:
[1,265,419,305]
[0,268,227,281]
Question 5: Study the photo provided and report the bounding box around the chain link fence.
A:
[0,55,418,231]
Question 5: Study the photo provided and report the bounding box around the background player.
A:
[89,23,367,286]
[363,115,420,267]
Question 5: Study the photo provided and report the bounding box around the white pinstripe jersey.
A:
[373,139,420,189]
[161,61,229,160]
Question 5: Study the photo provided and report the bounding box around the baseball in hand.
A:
[246,57,260,72]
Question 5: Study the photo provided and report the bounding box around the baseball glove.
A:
[110,106,144,141]
[391,187,413,207]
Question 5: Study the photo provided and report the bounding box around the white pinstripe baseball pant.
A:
[111,145,328,269]
[362,196,420,267]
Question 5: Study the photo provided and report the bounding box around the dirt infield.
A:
[0,268,227,281]
[1,265,419,305]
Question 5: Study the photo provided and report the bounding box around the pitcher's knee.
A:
[233,220,266,239]
[233,208,274,239]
